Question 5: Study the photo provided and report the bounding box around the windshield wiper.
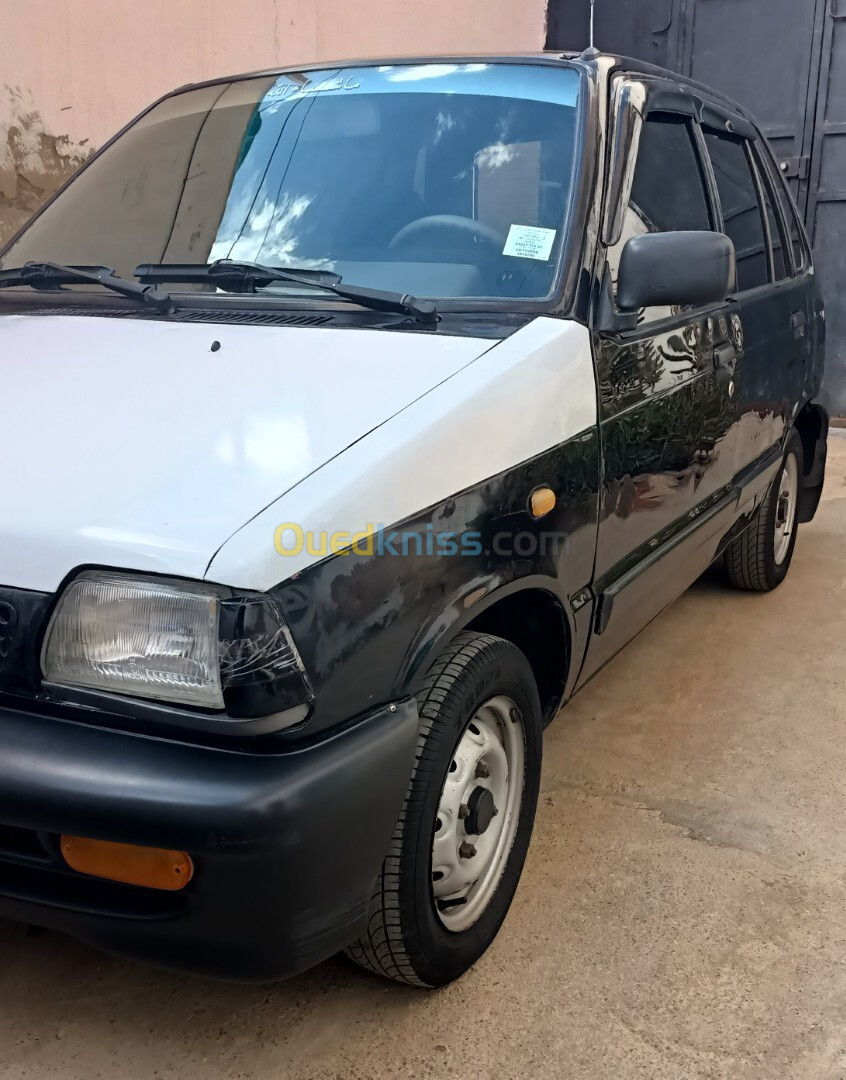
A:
[0,262,176,313]
[135,260,438,323]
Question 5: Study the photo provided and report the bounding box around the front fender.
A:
[272,430,600,738]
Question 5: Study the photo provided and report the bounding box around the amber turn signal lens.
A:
[60,836,194,892]
[529,486,556,519]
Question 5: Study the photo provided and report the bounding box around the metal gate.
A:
[548,0,846,413]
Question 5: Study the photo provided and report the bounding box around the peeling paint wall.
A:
[0,87,92,244]
[0,0,548,246]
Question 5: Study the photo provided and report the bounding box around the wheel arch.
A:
[401,576,573,725]
[794,401,829,523]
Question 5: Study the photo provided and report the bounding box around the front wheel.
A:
[725,430,802,592]
[346,632,543,987]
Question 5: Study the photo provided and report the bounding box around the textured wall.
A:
[0,0,548,245]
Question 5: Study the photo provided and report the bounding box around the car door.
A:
[578,94,740,685]
[698,119,814,479]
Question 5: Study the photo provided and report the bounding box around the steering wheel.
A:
[389,215,504,253]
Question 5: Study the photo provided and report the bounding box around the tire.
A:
[346,631,543,987]
[725,430,803,592]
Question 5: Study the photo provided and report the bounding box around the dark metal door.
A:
[807,1,846,410]
[548,0,846,411]
[675,0,821,216]
[550,0,821,204]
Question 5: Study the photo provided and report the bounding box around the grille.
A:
[0,585,51,695]
[0,601,16,660]
[177,309,334,327]
[24,306,334,327]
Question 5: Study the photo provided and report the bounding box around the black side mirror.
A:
[616,231,736,313]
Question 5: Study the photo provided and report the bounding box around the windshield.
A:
[1,62,582,304]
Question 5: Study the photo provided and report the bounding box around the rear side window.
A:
[703,131,769,293]
[760,183,788,280]
[609,113,712,322]
[752,147,789,281]
[762,153,807,274]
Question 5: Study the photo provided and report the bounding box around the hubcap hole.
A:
[437,896,467,912]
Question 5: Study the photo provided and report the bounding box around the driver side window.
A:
[608,113,713,324]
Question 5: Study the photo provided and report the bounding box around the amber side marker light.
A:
[529,486,556,519]
[61,836,194,892]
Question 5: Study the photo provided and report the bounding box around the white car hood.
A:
[1,314,495,592]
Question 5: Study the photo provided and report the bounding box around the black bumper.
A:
[0,699,418,981]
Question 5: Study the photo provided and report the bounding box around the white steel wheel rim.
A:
[774,454,799,566]
[430,695,526,933]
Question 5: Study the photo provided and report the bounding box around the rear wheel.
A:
[725,431,802,592]
[346,632,543,987]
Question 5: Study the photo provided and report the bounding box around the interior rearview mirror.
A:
[616,231,736,313]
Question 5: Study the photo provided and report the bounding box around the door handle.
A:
[713,341,737,386]
[791,310,806,340]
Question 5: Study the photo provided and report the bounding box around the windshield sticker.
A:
[502,225,556,261]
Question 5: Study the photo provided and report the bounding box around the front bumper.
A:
[0,698,418,981]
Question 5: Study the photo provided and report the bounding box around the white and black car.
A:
[0,52,827,986]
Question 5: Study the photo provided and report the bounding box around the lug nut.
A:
[475,761,491,779]
[458,803,470,819]
[459,841,477,859]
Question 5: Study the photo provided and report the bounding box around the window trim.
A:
[692,120,724,230]
[596,73,812,338]
[746,141,778,286]
[699,125,773,297]
[753,136,810,277]
[600,76,715,243]
[605,109,718,324]
[748,139,791,281]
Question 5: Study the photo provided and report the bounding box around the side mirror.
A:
[616,231,736,313]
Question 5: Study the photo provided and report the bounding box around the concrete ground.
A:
[2,440,846,1080]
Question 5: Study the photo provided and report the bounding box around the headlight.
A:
[41,571,311,721]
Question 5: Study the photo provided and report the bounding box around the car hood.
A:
[1,314,496,592]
